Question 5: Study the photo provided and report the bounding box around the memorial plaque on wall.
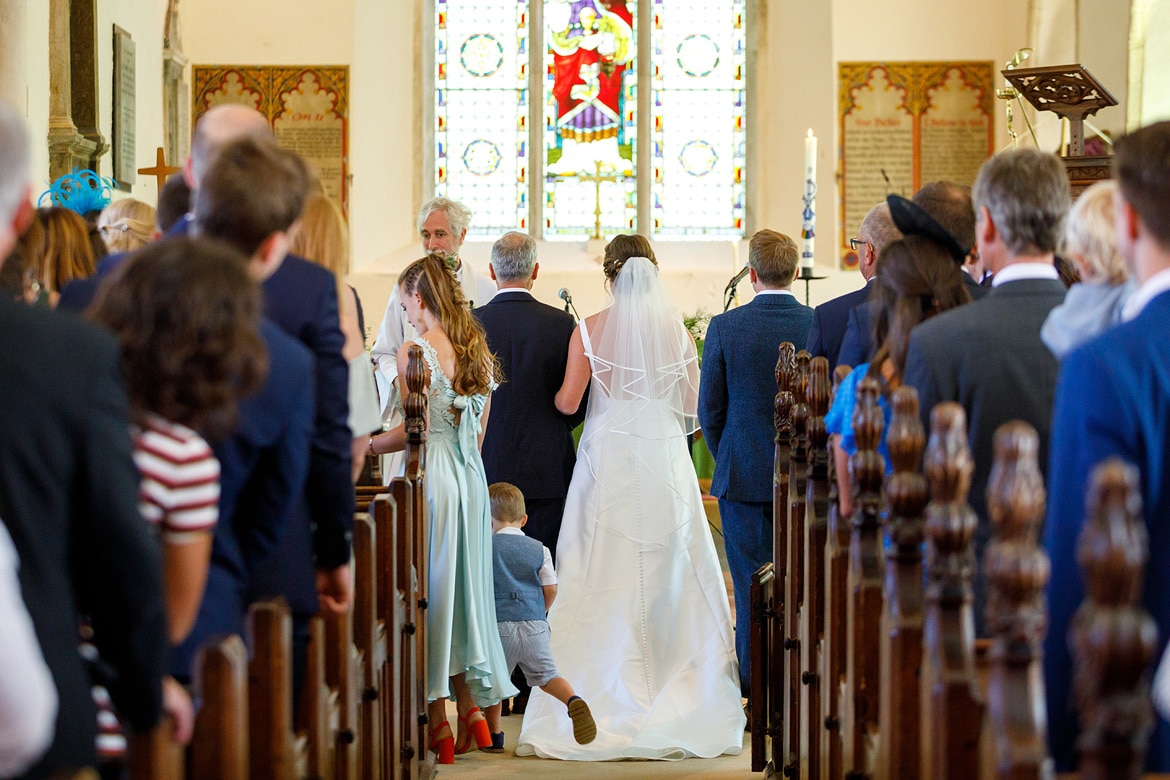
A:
[838,62,994,269]
[112,25,136,190]
[192,66,349,214]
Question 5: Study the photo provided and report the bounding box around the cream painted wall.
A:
[1141,0,1170,125]
[96,0,168,195]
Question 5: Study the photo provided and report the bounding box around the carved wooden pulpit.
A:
[1002,64,1117,195]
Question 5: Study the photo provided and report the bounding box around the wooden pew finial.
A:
[984,421,1051,778]
[885,386,927,550]
[1073,458,1158,779]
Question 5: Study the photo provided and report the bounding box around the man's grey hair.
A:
[0,102,30,228]
[417,197,472,237]
[972,149,1070,256]
[491,231,537,282]
[858,203,900,253]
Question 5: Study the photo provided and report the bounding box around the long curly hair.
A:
[868,235,971,384]
[89,238,269,440]
[397,253,500,396]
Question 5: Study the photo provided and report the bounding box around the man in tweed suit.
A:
[698,229,814,694]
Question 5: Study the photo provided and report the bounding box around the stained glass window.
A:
[542,0,637,239]
[435,0,529,238]
[649,0,745,238]
[432,0,747,241]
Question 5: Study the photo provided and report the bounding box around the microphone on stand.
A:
[723,263,751,312]
[558,288,580,320]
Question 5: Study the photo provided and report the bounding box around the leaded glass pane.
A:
[650,0,745,239]
[542,0,638,240]
[435,0,528,238]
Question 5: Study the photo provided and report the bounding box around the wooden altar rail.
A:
[128,344,431,780]
[750,343,1160,778]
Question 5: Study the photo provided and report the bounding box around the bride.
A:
[516,235,745,760]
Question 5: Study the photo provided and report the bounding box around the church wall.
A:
[95,0,168,195]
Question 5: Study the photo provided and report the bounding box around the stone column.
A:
[47,0,97,181]
[0,0,27,112]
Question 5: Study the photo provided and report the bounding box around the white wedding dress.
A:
[516,258,745,761]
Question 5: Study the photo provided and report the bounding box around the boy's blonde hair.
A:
[489,482,526,525]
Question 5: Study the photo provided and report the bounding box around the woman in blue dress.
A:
[826,234,971,517]
[369,253,516,762]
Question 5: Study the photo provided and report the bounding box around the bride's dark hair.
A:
[397,253,501,396]
[602,234,657,283]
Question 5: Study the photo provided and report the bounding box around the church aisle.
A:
[438,704,751,779]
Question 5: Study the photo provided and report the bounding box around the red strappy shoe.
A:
[454,706,492,754]
[428,721,455,764]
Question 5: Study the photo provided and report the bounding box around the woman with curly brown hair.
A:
[368,253,515,762]
[90,237,268,643]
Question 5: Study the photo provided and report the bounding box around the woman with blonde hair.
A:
[96,198,156,254]
[290,193,381,479]
[368,254,515,762]
[1041,179,1136,358]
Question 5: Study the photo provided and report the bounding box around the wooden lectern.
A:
[1002,64,1117,195]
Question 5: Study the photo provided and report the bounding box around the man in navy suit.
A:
[1044,121,1170,772]
[805,203,899,371]
[184,106,353,636]
[171,137,318,682]
[474,231,583,563]
[902,149,1069,637]
[699,229,814,693]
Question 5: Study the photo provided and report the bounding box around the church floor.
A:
[438,496,751,778]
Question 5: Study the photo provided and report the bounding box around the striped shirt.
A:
[131,414,220,542]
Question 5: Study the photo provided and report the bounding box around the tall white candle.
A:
[801,128,817,275]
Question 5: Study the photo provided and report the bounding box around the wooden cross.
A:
[138,146,181,191]
[577,160,622,240]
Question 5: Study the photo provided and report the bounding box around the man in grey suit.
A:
[699,229,814,694]
[902,149,1070,635]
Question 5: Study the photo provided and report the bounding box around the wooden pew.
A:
[247,599,306,779]
[919,402,984,780]
[782,350,810,777]
[1069,458,1158,778]
[189,635,250,779]
[397,342,430,777]
[324,605,360,778]
[820,363,852,779]
[352,509,388,777]
[800,356,830,778]
[750,562,778,772]
[128,719,183,780]
[771,342,796,774]
[983,422,1050,779]
[840,376,884,778]
[877,386,927,779]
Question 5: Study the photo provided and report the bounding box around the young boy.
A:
[485,482,595,751]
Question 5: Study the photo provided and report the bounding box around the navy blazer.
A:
[699,293,814,503]
[57,252,130,312]
[1044,290,1170,772]
[474,291,583,500]
[248,254,354,617]
[172,320,315,679]
[0,300,167,775]
[805,278,875,372]
[837,274,987,369]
